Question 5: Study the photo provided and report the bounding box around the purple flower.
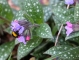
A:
[11,20,24,35]
[65,0,74,5]
[65,21,73,36]
[11,20,31,44]
[18,26,24,35]
[11,20,21,31]
[17,35,30,44]
[17,36,26,44]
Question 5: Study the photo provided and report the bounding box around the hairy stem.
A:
[0,16,10,28]
[0,16,10,23]
[54,24,63,46]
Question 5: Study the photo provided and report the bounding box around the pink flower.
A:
[65,21,73,36]
[26,36,30,41]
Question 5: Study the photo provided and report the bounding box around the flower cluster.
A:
[11,20,31,44]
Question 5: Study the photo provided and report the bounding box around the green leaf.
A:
[23,13,34,24]
[65,36,79,45]
[49,0,60,5]
[17,0,44,24]
[44,57,54,60]
[43,6,52,22]
[17,37,42,60]
[52,25,58,36]
[74,2,79,21]
[11,0,25,20]
[0,0,14,24]
[65,32,79,40]
[36,23,53,38]
[44,45,79,60]
[71,37,79,44]
[13,9,34,23]
[0,41,15,60]
[32,41,52,58]
[13,10,25,20]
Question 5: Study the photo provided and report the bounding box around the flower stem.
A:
[0,16,10,23]
[54,24,63,46]
[67,4,70,9]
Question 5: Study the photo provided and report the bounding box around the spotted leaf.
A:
[43,6,52,22]
[74,2,79,21]
[36,23,53,38]
[0,41,15,60]
[0,0,14,24]
[13,10,25,20]
[66,37,79,45]
[65,32,79,40]
[17,0,44,24]
[44,45,79,60]
[43,0,60,22]
[17,37,42,60]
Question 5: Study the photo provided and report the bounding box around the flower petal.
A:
[18,26,24,35]
[65,0,74,5]
[11,21,21,31]
[65,26,73,36]
[66,21,72,28]
[17,36,26,44]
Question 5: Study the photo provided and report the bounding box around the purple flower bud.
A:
[65,0,74,5]
[26,36,30,41]
[65,21,73,36]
